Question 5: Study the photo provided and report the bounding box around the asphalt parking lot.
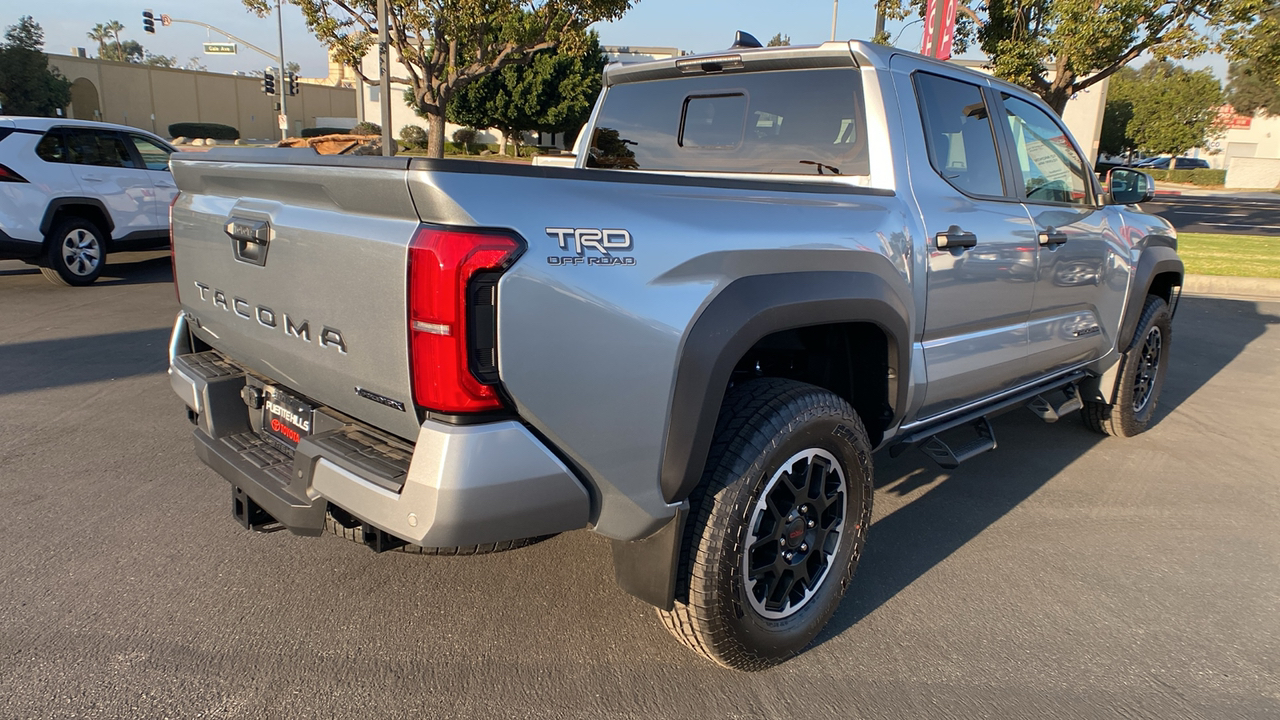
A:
[1,251,1277,719]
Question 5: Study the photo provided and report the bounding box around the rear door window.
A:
[60,129,140,169]
[587,68,869,177]
[913,72,1006,198]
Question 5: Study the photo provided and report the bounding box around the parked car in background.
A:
[1132,156,1209,171]
[0,117,177,286]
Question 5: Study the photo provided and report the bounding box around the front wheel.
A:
[1083,294,1172,437]
[658,378,873,671]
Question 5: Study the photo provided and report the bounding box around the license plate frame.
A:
[261,386,314,449]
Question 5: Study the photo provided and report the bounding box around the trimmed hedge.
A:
[168,122,239,141]
[351,121,381,136]
[443,142,541,157]
[301,127,352,138]
[399,124,428,150]
[1144,168,1226,186]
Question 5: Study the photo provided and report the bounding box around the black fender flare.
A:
[1118,243,1183,349]
[612,270,912,610]
[1083,243,1183,405]
[40,197,115,238]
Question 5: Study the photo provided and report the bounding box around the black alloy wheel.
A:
[743,448,846,620]
[658,378,874,671]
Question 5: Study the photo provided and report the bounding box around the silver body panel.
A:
[171,157,424,441]
[168,40,1175,544]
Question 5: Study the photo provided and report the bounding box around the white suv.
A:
[0,117,178,286]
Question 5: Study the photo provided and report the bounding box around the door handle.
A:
[1038,230,1068,246]
[936,225,978,249]
[81,175,103,182]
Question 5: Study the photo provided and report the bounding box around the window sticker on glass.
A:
[680,94,747,149]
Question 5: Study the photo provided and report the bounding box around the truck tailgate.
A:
[170,153,424,441]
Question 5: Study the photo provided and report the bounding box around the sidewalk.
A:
[1184,274,1280,300]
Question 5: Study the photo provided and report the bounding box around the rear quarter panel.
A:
[410,166,920,540]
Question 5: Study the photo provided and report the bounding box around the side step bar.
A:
[1026,385,1083,423]
[891,370,1087,468]
[920,417,996,470]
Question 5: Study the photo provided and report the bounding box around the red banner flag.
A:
[921,0,958,60]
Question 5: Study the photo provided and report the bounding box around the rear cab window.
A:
[586,68,869,180]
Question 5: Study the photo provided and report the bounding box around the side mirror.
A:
[1106,168,1154,205]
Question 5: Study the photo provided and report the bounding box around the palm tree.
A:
[86,23,109,59]
[105,20,124,61]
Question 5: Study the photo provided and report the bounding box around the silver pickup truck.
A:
[167,37,1181,670]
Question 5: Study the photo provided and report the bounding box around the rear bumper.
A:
[0,229,40,260]
[168,315,591,547]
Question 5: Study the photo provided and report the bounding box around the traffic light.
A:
[261,69,276,95]
[287,72,299,96]
[142,10,156,34]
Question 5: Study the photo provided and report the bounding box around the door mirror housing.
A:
[1106,168,1155,205]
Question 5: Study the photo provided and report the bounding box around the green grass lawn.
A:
[1177,233,1280,278]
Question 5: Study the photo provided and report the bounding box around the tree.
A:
[101,39,144,63]
[1226,7,1280,115]
[445,30,606,153]
[185,56,208,71]
[1098,68,1137,157]
[1100,62,1223,157]
[1228,59,1280,116]
[144,51,178,67]
[87,23,110,58]
[242,0,634,158]
[88,20,146,63]
[879,0,1268,115]
[767,33,790,47]
[287,60,301,75]
[0,17,72,116]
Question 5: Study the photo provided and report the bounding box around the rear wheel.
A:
[41,218,106,286]
[1083,294,1172,437]
[658,378,873,671]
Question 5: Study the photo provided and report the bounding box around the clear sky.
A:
[3,0,1222,80]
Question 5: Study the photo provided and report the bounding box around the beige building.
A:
[48,55,357,140]
[1207,110,1280,166]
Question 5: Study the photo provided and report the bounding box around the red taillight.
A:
[0,163,28,183]
[408,225,523,414]
[169,192,180,301]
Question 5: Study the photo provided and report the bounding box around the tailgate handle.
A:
[226,218,271,267]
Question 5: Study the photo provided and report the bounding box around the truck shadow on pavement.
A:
[815,296,1279,646]
[95,253,174,286]
[0,327,171,396]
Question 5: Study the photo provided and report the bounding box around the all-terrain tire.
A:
[41,217,106,286]
[1082,294,1172,437]
[323,512,554,556]
[658,378,874,671]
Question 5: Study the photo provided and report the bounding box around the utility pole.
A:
[276,0,288,141]
[830,0,839,41]
[378,0,393,156]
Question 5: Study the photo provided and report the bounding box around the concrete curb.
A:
[1183,274,1280,300]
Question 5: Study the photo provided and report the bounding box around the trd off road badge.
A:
[546,227,636,266]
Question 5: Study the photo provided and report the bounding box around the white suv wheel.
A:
[61,228,102,276]
[41,218,107,286]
